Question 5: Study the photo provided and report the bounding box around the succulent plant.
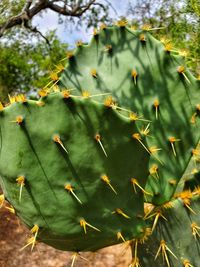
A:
[0,22,200,267]
[60,24,200,205]
[60,23,200,266]
[0,93,150,252]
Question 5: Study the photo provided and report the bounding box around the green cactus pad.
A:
[136,197,200,267]
[175,143,200,194]
[60,26,200,205]
[0,92,149,251]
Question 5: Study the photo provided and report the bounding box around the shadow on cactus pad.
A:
[0,93,149,251]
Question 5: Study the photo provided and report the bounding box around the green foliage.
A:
[0,0,26,23]
[0,31,67,101]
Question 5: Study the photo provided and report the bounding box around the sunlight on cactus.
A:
[0,23,200,267]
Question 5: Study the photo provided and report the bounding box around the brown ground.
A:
[0,206,132,267]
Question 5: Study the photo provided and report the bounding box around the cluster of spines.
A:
[140,187,200,266]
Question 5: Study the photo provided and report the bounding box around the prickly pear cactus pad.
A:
[137,197,200,267]
[0,92,149,251]
[60,25,200,205]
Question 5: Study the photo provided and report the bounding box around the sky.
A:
[32,0,132,45]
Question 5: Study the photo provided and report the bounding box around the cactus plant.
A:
[0,93,150,252]
[0,23,200,266]
[60,24,200,205]
[59,23,200,266]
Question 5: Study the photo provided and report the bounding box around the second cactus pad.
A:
[0,92,149,251]
[60,25,200,205]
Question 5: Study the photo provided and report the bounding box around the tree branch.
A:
[24,21,51,47]
[0,0,97,38]
[22,0,33,12]
[48,0,96,17]
[0,0,47,37]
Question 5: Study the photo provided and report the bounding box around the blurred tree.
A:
[0,31,67,101]
[128,0,200,73]
[0,0,112,39]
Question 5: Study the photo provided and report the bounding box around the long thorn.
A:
[19,184,23,202]
[132,133,150,154]
[185,204,197,214]
[134,240,138,259]
[71,190,82,204]
[182,73,191,84]
[16,176,25,202]
[95,134,108,157]
[131,178,152,196]
[101,175,117,194]
[191,222,200,239]
[65,184,82,204]
[113,208,130,219]
[171,143,176,157]
[155,240,177,267]
[71,253,78,267]
[117,232,126,242]
[0,194,4,208]
[80,219,100,234]
[53,135,68,154]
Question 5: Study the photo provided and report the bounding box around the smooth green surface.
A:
[60,26,200,205]
[0,93,149,251]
